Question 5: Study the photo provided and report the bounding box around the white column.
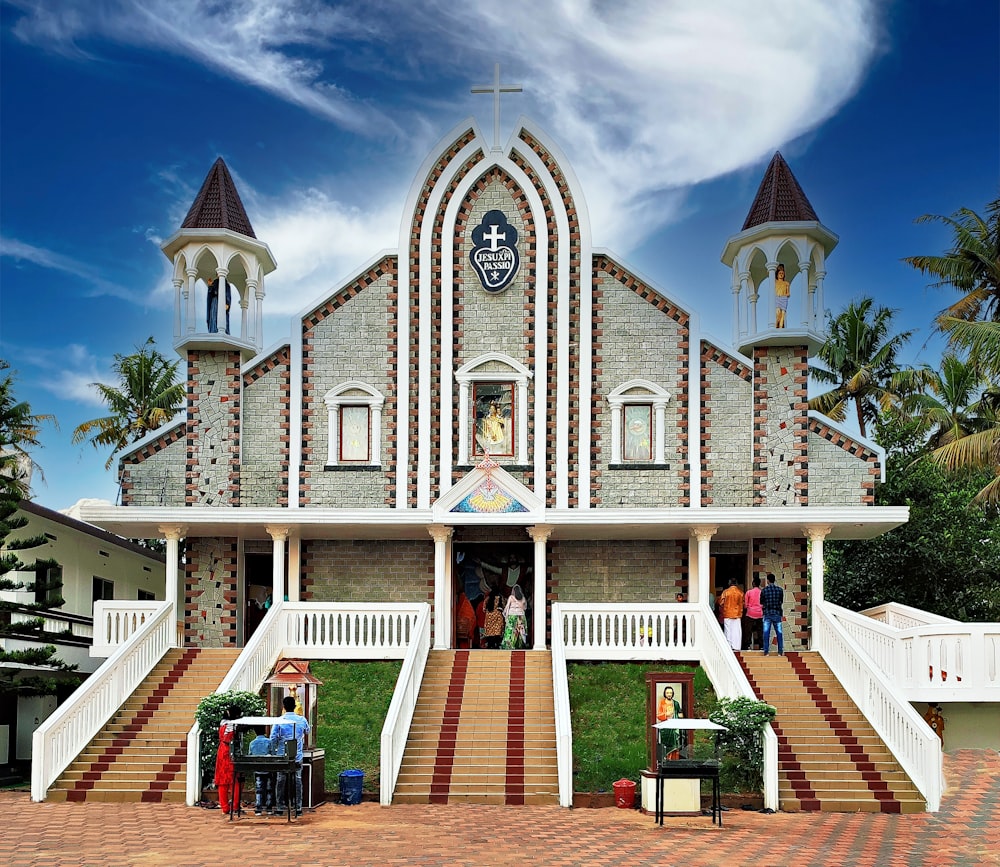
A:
[527,525,553,649]
[653,400,667,464]
[240,293,250,341]
[765,262,778,329]
[732,272,744,341]
[287,536,301,602]
[747,277,759,337]
[173,278,184,340]
[798,262,811,328]
[255,280,266,349]
[267,526,290,603]
[814,270,826,330]
[610,403,622,463]
[429,526,454,649]
[517,378,529,464]
[158,524,187,646]
[186,268,198,333]
[690,526,717,607]
[371,403,383,467]
[804,525,832,645]
[458,379,470,464]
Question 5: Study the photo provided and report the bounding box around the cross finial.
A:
[471,63,522,153]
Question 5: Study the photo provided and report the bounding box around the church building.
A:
[90,81,906,656]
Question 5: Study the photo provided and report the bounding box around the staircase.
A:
[47,647,240,802]
[740,651,925,813]
[393,650,558,804]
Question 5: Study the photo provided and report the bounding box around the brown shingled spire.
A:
[741,152,819,231]
[181,157,257,239]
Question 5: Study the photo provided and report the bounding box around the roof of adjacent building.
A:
[180,157,257,238]
[741,152,819,230]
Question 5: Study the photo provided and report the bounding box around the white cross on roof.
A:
[471,63,522,153]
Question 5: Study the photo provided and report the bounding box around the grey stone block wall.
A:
[594,273,686,507]
[188,351,241,506]
[702,354,753,506]
[242,352,289,507]
[808,431,875,505]
[185,536,237,647]
[550,539,688,603]
[301,540,433,603]
[301,271,394,506]
[121,437,186,506]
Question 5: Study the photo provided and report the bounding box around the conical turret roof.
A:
[741,152,818,230]
[181,157,256,239]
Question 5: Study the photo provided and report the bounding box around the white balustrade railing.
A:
[814,601,943,811]
[9,609,94,641]
[91,601,162,656]
[861,602,958,629]
[552,603,778,811]
[32,601,174,801]
[184,601,427,805]
[379,604,431,804]
[695,604,779,812]
[828,602,1000,701]
[557,603,700,660]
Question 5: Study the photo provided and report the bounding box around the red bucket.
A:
[613,778,636,809]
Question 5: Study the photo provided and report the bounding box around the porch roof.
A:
[80,504,908,542]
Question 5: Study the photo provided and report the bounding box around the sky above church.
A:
[1,0,996,511]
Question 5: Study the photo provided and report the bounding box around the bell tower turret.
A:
[721,152,836,356]
[161,157,276,362]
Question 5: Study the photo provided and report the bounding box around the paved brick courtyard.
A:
[2,750,996,866]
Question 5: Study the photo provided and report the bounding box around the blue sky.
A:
[1,0,997,511]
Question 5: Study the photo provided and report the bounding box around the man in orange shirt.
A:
[718,577,745,651]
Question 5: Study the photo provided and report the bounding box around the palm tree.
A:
[72,338,185,469]
[897,353,990,449]
[809,298,914,439]
[0,360,56,499]
[904,198,1000,325]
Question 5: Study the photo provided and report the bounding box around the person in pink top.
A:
[743,576,764,651]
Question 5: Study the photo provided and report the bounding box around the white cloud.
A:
[0,236,138,301]
[9,342,108,406]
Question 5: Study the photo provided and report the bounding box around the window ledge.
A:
[323,464,383,472]
[607,463,671,471]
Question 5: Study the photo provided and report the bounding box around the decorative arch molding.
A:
[323,380,386,467]
[455,352,533,466]
[607,379,672,464]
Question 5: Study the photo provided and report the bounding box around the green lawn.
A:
[311,658,718,795]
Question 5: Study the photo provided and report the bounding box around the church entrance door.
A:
[452,542,533,649]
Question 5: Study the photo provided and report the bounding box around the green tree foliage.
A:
[0,364,78,696]
[72,337,185,470]
[809,298,914,439]
[825,418,1000,621]
[194,690,266,785]
[708,696,776,794]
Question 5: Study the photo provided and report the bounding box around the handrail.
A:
[185,601,286,805]
[828,601,1000,700]
[814,600,942,811]
[860,601,958,629]
[694,603,779,812]
[379,604,431,804]
[282,602,425,659]
[31,601,174,801]
[91,601,161,656]
[549,604,574,807]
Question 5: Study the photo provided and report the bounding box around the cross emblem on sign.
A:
[471,63,523,152]
[482,224,506,250]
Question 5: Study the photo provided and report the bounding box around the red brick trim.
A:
[185,350,241,507]
[244,346,291,505]
[807,418,882,505]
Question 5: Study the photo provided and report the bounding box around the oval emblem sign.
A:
[469,210,519,293]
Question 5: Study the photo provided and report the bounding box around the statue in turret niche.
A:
[206,277,232,334]
[774,263,790,328]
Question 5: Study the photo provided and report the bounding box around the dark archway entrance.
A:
[453,541,533,648]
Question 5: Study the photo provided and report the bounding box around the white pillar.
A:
[458,380,470,464]
[653,400,667,464]
[690,526,717,607]
[765,261,778,329]
[158,524,187,646]
[814,270,826,330]
[429,526,454,649]
[527,525,553,649]
[255,281,266,349]
[186,268,198,333]
[267,526,290,603]
[173,278,184,340]
[804,525,832,645]
[798,262,811,328]
[517,378,530,464]
[287,536,301,602]
[610,402,622,463]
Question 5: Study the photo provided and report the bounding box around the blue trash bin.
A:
[339,769,364,805]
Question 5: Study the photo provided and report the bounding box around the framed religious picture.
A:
[473,381,514,457]
[645,671,695,770]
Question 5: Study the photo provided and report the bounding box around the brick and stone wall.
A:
[185,537,238,647]
[119,424,186,506]
[753,346,808,506]
[242,347,291,507]
[700,343,753,506]
[186,351,241,506]
[299,259,397,507]
[807,420,880,505]
[300,540,434,604]
[752,537,808,650]
[549,540,688,603]
[591,259,690,508]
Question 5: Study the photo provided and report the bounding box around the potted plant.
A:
[708,696,776,799]
[194,690,266,796]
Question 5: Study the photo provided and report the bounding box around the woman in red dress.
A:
[215,704,242,815]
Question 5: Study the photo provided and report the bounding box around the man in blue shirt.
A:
[270,695,311,817]
[247,726,275,816]
[760,573,785,656]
